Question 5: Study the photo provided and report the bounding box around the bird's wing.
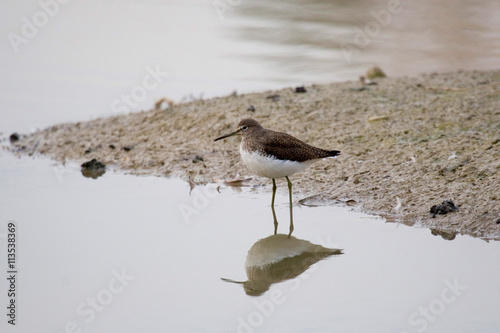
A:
[261,131,332,162]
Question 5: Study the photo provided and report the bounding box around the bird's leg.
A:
[286,176,294,237]
[271,178,278,235]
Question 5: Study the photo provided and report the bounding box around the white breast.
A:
[239,144,316,179]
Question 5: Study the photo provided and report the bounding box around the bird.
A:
[221,234,342,296]
[214,119,340,235]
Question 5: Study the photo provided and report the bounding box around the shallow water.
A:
[1,152,499,333]
[1,1,500,331]
[1,0,500,133]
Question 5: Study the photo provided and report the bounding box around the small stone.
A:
[81,158,106,170]
[430,200,459,217]
[193,155,204,163]
[298,194,341,207]
[430,228,457,240]
[81,159,106,179]
[295,86,307,93]
[366,66,387,79]
[109,144,116,149]
[247,105,255,112]
[122,145,133,151]
[9,133,20,143]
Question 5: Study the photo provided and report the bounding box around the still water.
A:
[1,152,499,333]
[1,0,500,133]
[1,0,500,332]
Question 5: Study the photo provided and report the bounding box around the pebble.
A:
[81,158,106,179]
[430,200,459,218]
[9,133,20,143]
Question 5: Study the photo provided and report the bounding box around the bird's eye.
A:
[241,125,248,131]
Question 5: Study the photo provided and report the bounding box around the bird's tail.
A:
[328,150,341,157]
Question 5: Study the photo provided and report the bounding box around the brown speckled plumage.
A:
[238,119,340,162]
[214,118,340,235]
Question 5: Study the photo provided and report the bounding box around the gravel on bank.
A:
[10,70,500,240]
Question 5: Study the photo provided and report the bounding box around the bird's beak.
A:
[220,277,246,284]
[214,128,240,141]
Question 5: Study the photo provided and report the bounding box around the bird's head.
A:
[214,119,263,141]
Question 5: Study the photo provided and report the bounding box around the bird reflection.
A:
[222,234,342,296]
[430,228,457,240]
[271,204,294,237]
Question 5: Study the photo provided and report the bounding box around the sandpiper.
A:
[215,119,340,234]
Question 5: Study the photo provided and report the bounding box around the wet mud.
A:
[10,70,500,239]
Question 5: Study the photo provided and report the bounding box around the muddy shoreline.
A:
[10,70,500,239]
